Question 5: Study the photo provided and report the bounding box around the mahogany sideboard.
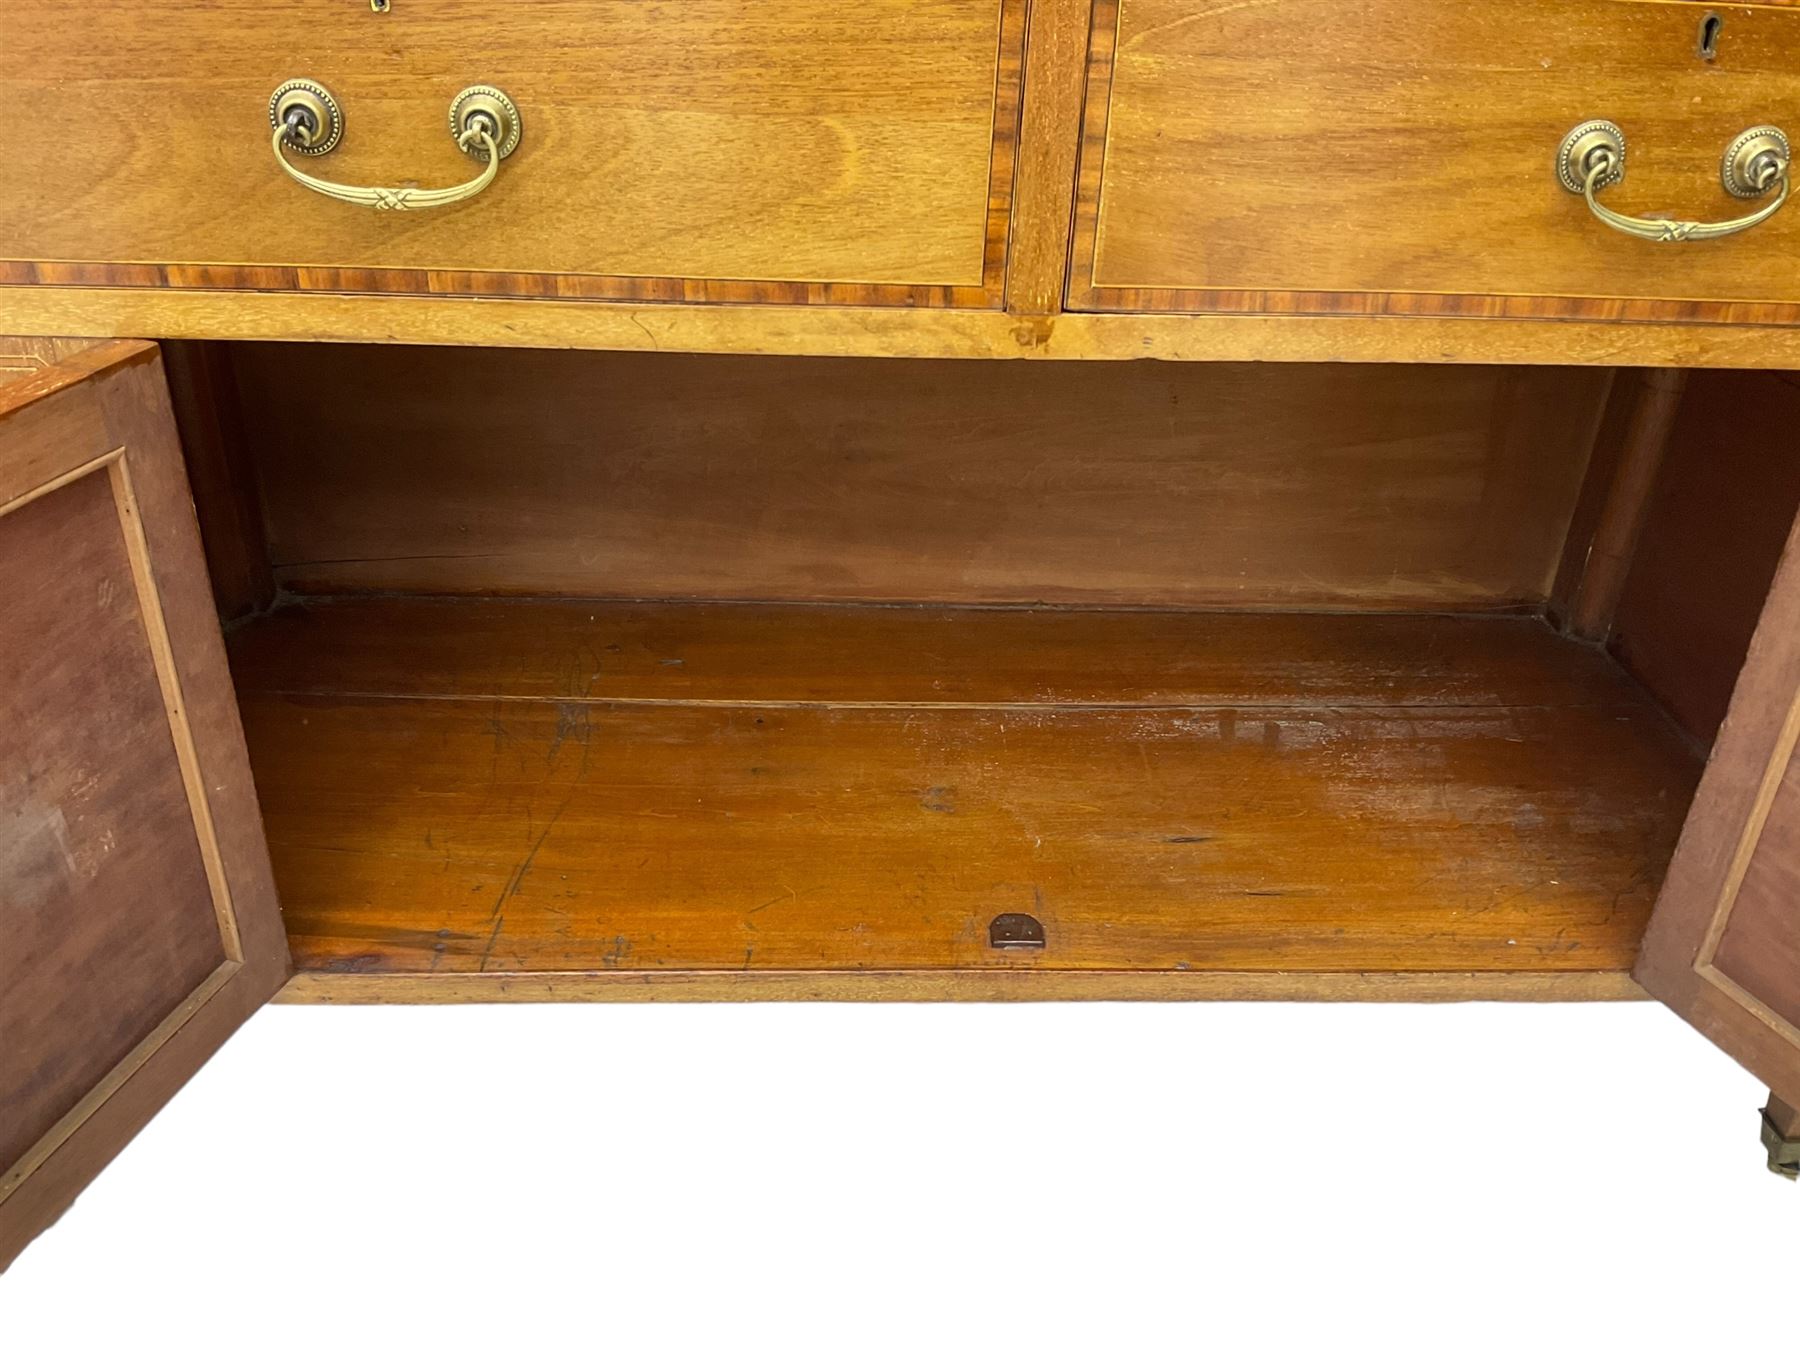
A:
[5,0,1800,1267]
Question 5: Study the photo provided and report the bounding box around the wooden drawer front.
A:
[1072,0,1800,322]
[0,0,1021,308]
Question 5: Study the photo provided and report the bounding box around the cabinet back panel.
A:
[233,347,1606,610]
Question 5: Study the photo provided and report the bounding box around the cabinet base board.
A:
[275,969,1648,1005]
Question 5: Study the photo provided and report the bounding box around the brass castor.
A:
[1761,1095,1800,1181]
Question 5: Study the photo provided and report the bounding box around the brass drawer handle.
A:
[1556,121,1789,242]
[268,80,522,212]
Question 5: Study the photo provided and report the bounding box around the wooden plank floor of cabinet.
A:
[231,600,1702,995]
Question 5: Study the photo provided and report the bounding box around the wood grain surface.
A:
[230,600,1701,983]
[1610,370,1800,744]
[1072,0,1800,324]
[1006,0,1093,316]
[1549,370,1628,629]
[0,471,224,1177]
[233,345,1607,609]
[230,599,1652,711]
[1709,743,1800,1029]
[1638,489,1800,1106]
[1563,370,1688,640]
[23,289,1800,367]
[0,338,105,393]
[0,345,288,1272]
[0,0,1022,308]
[159,342,274,620]
[276,968,1648,1004]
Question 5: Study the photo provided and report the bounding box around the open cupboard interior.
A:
[13,332,1800,1268]
[150,344,1800,996]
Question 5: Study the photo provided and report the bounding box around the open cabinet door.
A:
[0,341,288,1269]
[1639,501,1800,1152]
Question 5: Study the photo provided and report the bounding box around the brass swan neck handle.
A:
[269,80,522,213]
[1557,121,1789,243]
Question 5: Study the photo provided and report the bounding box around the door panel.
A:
[1639,505,1800,1106]
[0,341,287,1270]
[1709,763,1800,1032]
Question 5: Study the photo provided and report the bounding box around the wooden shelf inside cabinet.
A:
[227,599,1702,998]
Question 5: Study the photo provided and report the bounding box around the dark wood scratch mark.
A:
[548,700,594,763]
[488,799,571,923]
[920,785,957,814]
[478,802,568,972]
[477,916,505,972]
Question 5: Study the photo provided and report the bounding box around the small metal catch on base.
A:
[989,913,1046,950]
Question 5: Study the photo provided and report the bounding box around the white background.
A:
[3,999,1791,1346]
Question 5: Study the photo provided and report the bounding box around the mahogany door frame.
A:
[1639,505,1800,1107]
[0,342,288,1270]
